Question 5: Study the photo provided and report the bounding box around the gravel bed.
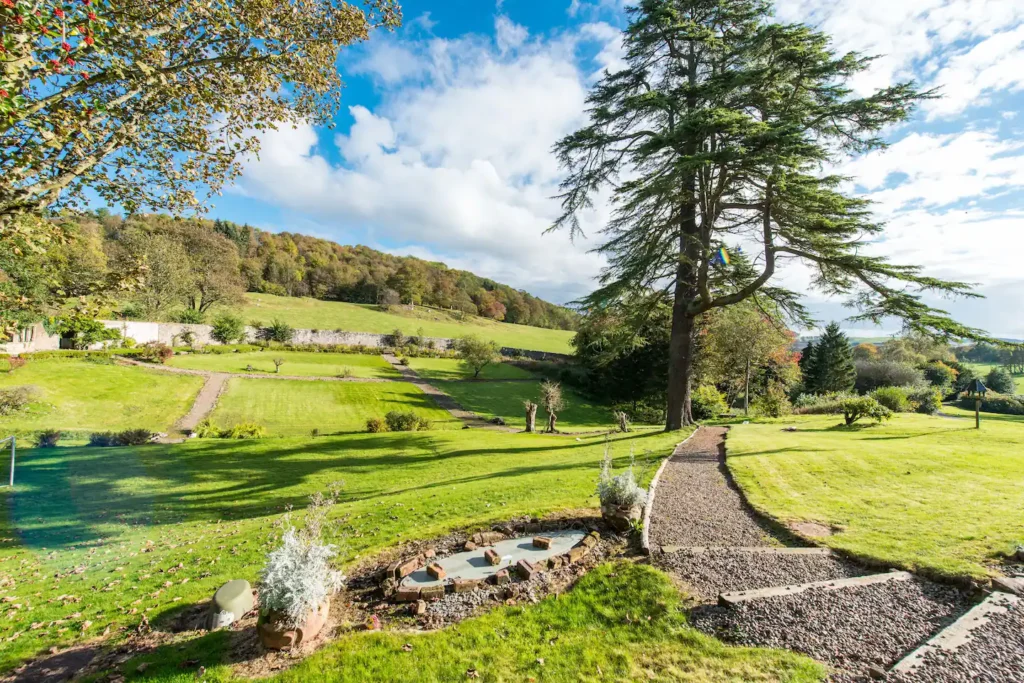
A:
[890,597,1024,683]
[648,427,774,548]
[690,577,970,681]
[657,547,865,601]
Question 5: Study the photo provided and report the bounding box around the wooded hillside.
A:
[60,211,578,331]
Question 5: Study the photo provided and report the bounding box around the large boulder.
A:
[209,579,255,630]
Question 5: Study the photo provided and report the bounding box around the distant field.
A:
[0,360,204,443]
[965,362,1024,394]
[405,357,535,381]
[729,413,1024,579]
[437,380,621,432]
[234,293,575,354]
[209,378,460,436]
[169,351,399,379]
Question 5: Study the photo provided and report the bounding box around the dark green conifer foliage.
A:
[807,323,856,393]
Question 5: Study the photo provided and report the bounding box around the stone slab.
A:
[401,530,586,588]
[719,571,912,606]
[890,592,1022,674]
[992,577,1024,596]
[664,546,832,556]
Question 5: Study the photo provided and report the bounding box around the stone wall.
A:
[2,319,571,362]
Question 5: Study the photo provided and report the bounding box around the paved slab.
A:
[719,571,912,606]
[401,530,585,588]
[890,592,1022,675]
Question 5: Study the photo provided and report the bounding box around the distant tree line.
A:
[48,211,578,331]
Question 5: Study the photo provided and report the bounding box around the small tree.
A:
[840,397,892,426]
[263,319,294,343]
[456,335,501,379]
[807,323,856,394]
[524,401,538,433]
[540,381,565,433]
[273,358,285,374]
[986,367,1016,395]
[211,313,246,344]
[54,316,120,350]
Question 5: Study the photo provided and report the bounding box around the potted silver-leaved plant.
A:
[258,489,345,650]
[596,446,648,532]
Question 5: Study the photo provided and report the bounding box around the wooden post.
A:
[976,398,981,429]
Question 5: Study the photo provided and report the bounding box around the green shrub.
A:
[986,367,1016,395]
[35,430,62,448]
[922,361,958,391]
[839,397,892,426]
[399,357,410,366]
[175,309,205,325]
[261,319,295,343]
[0,386,35,416]
[337,367,353,379]
[211,314,247,344]
[88,429,155,447]
[793,392,857,415]
[958,395,1024,416]
[854,360,925,393]
[907,386,942,415]
[871,386,910,413]
[751,384,792,418]
[691,385,727,420]
[384,411,430,432]
[224,422,268,439]
[29,349,147,360]
[366,417,389,433]
[192,418,222,438]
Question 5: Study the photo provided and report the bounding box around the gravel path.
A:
[648,427,774,548]
[658,547,863,601]
[891,596,1024,683]
[690,577,970,681]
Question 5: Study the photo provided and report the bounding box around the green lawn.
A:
[0,429,691,675]
[437,381,620,432]
[941,404,1024,423]
[727,413,1024,579]
[234,293,575,354]
[0,359,204,443]
[168,351,399,379]
[209,378,461,436]
[405,356,536,381]
[965,362,1024,393]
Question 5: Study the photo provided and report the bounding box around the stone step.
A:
[719,570,912,606]
[889,592,1022,675]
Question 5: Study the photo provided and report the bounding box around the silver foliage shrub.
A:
[259,487,345,628]
[596,445,648,509]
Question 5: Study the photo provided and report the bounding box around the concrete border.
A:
[718,570,913,606]
[661,546,832,556]
[640,426,701,555]
[890,592,1021,674]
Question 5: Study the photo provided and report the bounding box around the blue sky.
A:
[214,0,1024,338]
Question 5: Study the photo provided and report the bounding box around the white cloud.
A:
[238,19,618,304]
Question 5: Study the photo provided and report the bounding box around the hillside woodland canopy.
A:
[25,211,578,331]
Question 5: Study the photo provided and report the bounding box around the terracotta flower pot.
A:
[601,503,641,532]
[257,598,330,650]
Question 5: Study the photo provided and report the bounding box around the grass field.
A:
[728,413,1024,579]
[0,429,693,674]
[965,362,1024,393]
[941,404,1024,423]
[438,381,621,432]
[404,356,535,381]
[0,360,204,443]
[209,378,461,436]
[169,351,399,379]
[235,293,575,354]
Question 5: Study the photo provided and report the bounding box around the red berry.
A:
[66,57,76,66]
[0,89,9,98]
[0,0,14,9]
[54,8,64,17]
[84,34,94,45]
[87,11,96,20]
[14,13,22,23]
[62,41,71,51]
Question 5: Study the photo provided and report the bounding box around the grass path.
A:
[168,351,399,380]
[727,414,1024,579]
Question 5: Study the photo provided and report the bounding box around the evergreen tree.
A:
[807,323,856,393]
[551,0,989,429]
[799,341,816,380]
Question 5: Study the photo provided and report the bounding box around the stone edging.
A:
[640,426,702,555]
